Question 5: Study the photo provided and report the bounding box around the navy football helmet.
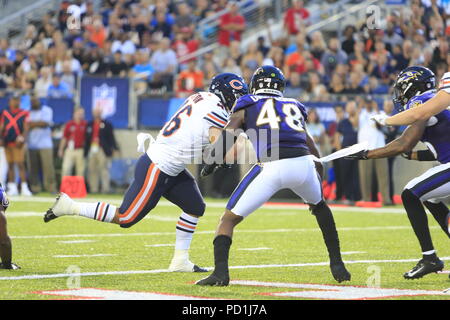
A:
[393,66,436,111]
[249,65,285,96]
[209,73,248,111]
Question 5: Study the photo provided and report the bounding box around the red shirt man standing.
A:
[218,2,246,47]
[284,0,310,36]
[58,107,87,180]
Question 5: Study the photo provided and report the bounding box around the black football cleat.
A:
[330,263,351,283]
[403,258,444,280]
[195,273,229,286]
[43,209,58,223]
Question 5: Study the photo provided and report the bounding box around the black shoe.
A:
[193,265,209,273]
[330,263,351,283]
[403,258,444,279]
[195,273,229,286]
[43,209,58,223]
[0,262,20,270]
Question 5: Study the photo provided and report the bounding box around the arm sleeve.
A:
[438,72,450,94]
[203,108,229,129]
[416,149,437,161]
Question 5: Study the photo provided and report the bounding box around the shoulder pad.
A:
[231,94,256,113]
[407,91,435,109]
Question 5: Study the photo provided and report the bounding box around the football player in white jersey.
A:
[43,73,248,273]
[372,72,450,126]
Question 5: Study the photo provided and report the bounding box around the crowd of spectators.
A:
[0,0,448,101]
[0,0,449,199]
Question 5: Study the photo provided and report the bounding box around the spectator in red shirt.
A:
[58,107,87,180]
[284,0,310,37]
[0,93,31,196]
[172,33,200,68]
[218,2,246,47]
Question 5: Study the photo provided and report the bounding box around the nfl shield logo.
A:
[92,83,117,118]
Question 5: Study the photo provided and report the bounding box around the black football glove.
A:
[200,163,232,178]
[344,150,369,160]
[0,262,20,270]
[200,164,217,178]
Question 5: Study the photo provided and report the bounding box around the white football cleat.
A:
[20,183,33,196]
[168,249,208,273]
[44,193,77,223]
[7,182,18,196]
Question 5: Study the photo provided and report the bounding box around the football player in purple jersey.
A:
[346,66,450,280]
[197,66,350,286]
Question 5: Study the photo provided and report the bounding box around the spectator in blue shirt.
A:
[47,74,73,98]
[129,50,154,95]
[0,38,15,62]
[27,95,56,193]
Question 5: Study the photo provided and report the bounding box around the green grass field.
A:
[1,194,449,300]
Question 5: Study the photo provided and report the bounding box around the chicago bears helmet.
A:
[393,66,436,112]
[249,65,286,96]
[209,73,248,111]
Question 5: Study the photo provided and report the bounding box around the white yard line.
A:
[144,244,174,247]
[342,251,366,255]
[12,225,437,240]
[8,196,409,214]
[58,240,96,244]
[53,254,116,258]
[1,257,449,281]
[5,211,179,221]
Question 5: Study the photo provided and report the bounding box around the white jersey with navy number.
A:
[439,72,450,94]
[147,92,229,176]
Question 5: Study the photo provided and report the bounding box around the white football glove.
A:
[370,113,389,126]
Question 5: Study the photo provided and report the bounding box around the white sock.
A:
[78,202,117,223]
[422,249,436,255]
[175,212,198,250]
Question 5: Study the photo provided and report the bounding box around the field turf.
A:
[1,194,449,300]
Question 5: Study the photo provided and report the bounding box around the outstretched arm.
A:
[383,90,450,126]
[367,121,427,159]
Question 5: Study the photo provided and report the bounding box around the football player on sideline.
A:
[372,71,450,126]
[44,73,248,273]
[0,184,19,270]
[346,66,450,280]
[196,66,351,286]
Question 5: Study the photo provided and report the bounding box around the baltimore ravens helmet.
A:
[209,73,248,111]
[393,66,436,111]
[249,65,286,96]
